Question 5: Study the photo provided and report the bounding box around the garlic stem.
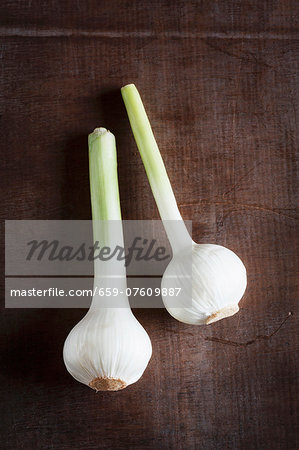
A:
[88,128,128,309]
[121,84,191,254]
[89,127,122,223]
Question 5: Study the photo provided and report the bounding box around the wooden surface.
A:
[1,1,298,449]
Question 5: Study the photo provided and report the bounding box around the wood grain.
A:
[0,1,298,449]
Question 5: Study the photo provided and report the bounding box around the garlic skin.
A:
[63,298,152,391]
[161,243,247,325]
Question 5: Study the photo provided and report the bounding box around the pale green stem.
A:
[88,128,127,305]
[89,128,122,223]
[121,84,191,254]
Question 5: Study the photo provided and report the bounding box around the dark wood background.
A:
[0,1,298,449]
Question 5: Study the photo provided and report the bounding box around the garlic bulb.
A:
[63,293,152,391]
[161,243,246,325]
[63,128,152,391]
[122,84,247,325]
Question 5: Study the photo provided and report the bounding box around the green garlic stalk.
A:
[63,128,152,391]
[122,85,247,325]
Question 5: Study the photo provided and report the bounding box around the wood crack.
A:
[0,27,298,40]
[179,200,299,222]
[205,41,273,68]
[205,312,293,347]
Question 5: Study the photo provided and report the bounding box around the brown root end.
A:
[205,305,239,325]
[89,377,127,392]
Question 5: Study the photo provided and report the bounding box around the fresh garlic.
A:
[63,291,152,391]
[63,128,152,391]
[161,243,246,325]
[121,84,247,325]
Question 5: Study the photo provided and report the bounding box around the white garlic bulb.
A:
[63,291,152,391]
[161,243,247,325]
[63,128,152,391]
